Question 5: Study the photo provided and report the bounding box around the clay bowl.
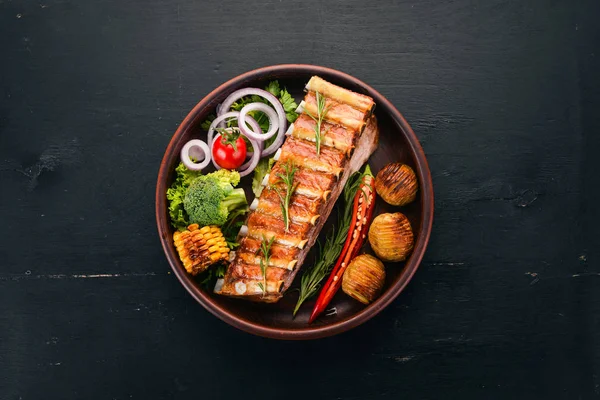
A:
[156,64,433,339]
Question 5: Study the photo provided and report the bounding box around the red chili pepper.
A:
[308,173,377,323]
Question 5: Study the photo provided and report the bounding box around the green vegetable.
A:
[304,91,330,157]
[202,81,299,144]
[199,263,227,289]
[183,169,248,227]
[200,114,216,131]
[264,81,281,97]
[166,162,202,230]
[277,86,301,123]
[257,235,275,294]
[231,80,299,129]
[293,167,367,316]
[273,162,298,232]
[251,157,275,197]
[221,208,246,249]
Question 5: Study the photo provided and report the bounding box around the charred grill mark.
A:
[257,188,321,224]
[236,251,297,270]
[279,137,346,176]
[292,114,358,155]
[228,260,289,281]
[268,164,336,199]
[245,213,311,248]
[247,213,311,238]
[303,91,367,132]
[238,237,300,261]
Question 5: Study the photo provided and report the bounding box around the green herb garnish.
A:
[293,168,366,316]
[201,114,216,131]
[265,80,299,123]
[199,263,227,290]
[257,235,275,294]
[265,81,281,97]
[304,91,329,157]
[251,157,275,197]
[277,87,301,123]
[221,208,246,250]
[215,127,240,151]
[273,162,298,232]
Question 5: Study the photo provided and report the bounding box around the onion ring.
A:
[240,140,263,170]
[238,102,279,141]
[217,88,286,156]
[207,111,239,148]
[207,112,262,151]
[180,139,211,171]
[263,127,287,154]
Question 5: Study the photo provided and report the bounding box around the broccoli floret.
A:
[166,162,202,230]
[209,169,241,187]
[183,170,248,226]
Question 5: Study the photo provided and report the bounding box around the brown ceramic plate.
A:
[156,64,433,340]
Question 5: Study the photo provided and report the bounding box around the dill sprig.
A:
[304,91,329,157]
[293,168,366,317]
[273,162,298,232]
[257,235,275,295]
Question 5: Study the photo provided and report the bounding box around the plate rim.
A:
[155,64,434,340]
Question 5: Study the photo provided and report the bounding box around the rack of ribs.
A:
[214,76,379,302]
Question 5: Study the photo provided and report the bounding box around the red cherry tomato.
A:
[212,130,247,170]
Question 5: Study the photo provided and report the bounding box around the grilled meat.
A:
[304,75,376,114]
[290,114,358,156]
[215,76,379,302]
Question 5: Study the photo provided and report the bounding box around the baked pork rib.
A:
[214,76,379,302]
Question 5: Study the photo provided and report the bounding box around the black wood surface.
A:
[1,0,599,398]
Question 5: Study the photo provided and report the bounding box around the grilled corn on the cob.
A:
[173,224,229,275]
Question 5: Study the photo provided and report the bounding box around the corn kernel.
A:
[172,224,230,275]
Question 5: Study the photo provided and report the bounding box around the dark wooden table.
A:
[2,0,599,398]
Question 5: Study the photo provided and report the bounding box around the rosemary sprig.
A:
[304,91,329,157]
[257,235,275,295]
[273,162,298,232]
[292,168,366,317]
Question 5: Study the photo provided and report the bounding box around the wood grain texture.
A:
[1,0,599,398]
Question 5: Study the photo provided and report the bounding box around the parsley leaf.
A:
[265,80,281,97]
[199,263,227,289]
[200,114,216,131]
[251,156,275,197]
[278,88,299,123]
